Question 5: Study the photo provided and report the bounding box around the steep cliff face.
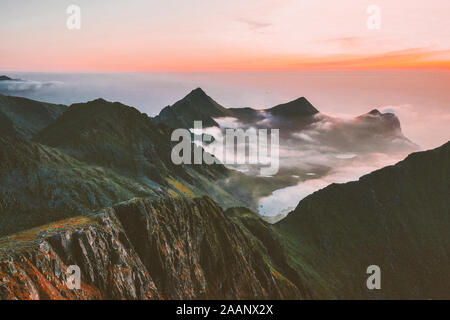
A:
[0,197,308,300]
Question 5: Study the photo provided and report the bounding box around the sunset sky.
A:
[1,0,450,71]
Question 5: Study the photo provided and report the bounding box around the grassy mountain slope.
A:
[276,141,450,299]
[0,94,66,139]
[0,97,244,236]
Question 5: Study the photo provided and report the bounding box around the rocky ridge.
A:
[0,197,309,300]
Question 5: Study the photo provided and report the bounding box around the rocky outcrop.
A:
[0,197,308,300]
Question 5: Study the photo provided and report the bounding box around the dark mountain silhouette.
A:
[155,88,417,186]
[267,96,319,118]
[276,141,450,299]
[155,88,414,147]
[155,89,319,129]
[0,76,14,81]
[0,94,66,138]
[155,88,232,128]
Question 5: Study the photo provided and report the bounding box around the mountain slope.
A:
[0,94,66,139]
[35,98,174,182]
[35,98,228,182]
[0,98,246,236]
[1,142,448,299]
[155,88,232,128]
[276,141,450,299]
[0,197,310,300]
[0,135,163,236]
[33,97,242,205]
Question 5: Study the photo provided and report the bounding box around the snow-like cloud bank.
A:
[0,79,63,93]
[207,113,415,216]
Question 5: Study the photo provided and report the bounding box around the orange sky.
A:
[1,0,450,71]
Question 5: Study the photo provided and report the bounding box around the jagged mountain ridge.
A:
[154,88,320,129]
[0,197,309,299]
[154,88,416,156]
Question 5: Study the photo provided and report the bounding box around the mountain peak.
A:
[183,87,214,104]
[155,87,231,128]
[268,96,319,117]
[90,97,108,104]
[190,87,207,96]
[368,109,382,116]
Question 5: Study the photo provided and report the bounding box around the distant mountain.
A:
[0,76,14,81]
[155,89,417,184]
[155,89,319,129]
[0,94,66,138]
[298,109,417,154]
[266,96,319,118]
[155,88,414,146]
[276,141,450,299]
[155,88,232,128]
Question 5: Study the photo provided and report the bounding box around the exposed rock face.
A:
[0,197,308,300]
